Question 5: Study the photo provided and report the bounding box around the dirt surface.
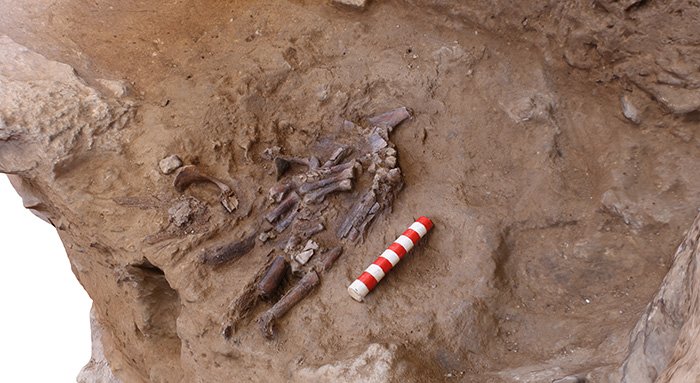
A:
[1,1,699,382]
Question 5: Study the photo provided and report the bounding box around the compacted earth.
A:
[0,1,699,382]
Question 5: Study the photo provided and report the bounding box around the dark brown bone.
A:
[337,190,376,239]
[367,107,411,129]
[319,246,344,272]
[200,233,256,266]
[274,157,291,180]
[222,253,275,338]
[257,256,288,299]
[265,192,300,223]
[174,165,238,212]
[303,179,352,204]
[257,270,319,339]
[276,156,320,171]
[275,209,299,233]
[299,167,354,194]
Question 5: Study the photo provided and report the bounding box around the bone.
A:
[368,132,388,153]
[323,146,353,168]
[319,246,343,272]
[222,253,276,338]
[300,222,325,238]
[299,167,354,194]
[174,165,238,212]
[175,165,231,194]
[201,233,256,266]
[274,157,291,180]
[367,107,411,129]
[337,191,376,239]
[265,192,300,223]
[353,202,380,241]
[257,270,320,339]
[269,182,292,203]
[275,209,299,233]
[293,240,319,265]
[256,256,288,299]
[277,156,319,171]
[303,179,352,204]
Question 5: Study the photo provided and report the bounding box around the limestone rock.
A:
[620,212,700,383]
[77,308,122,383]
[159,154,183,175]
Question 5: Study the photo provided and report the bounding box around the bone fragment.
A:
[274,157,291,180]
[337,191,376,239]
[323,146,353,168]
[257,270,319,339]
[367,107,411,129]
[275,210,299,233]
[299,167,354,194]
[319,246,343,272]
[174,165,238,212]
[201,233,256,266]
[265,192,300,223]
[303,179,352,204]
[269,182,292,203]
[257,256,288,299]
[293,240,319,265]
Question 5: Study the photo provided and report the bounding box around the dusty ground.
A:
[1,1,699,382]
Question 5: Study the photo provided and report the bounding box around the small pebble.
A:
[159,154,183,174]
[621,95,641,124]
[332,0,366,9]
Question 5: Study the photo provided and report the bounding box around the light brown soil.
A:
[1,1,699,382]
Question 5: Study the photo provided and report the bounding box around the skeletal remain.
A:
[277,155,319,171]
[257,256,288,299]
[337,191,377,239]
[368,131,388,153]
[367,107,411,129]
[265,192,300,223]
[174,165,238,212]
[323,146,353,168]
[293,240,319,265]
[258,230,276,243]
[269,182,292,203]
[274,157,291,180]
[200,233,256,266]
[352,202,381,241]
[299,166,354,194]
[222,253,276,337]
[300,222,325,238]
[275,209,299,233]
[319,246,344,272]
[303,179,352,204]
[257,270,320,339]
[294,249,314,265]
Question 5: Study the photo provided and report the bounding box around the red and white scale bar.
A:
[348,216,434,302]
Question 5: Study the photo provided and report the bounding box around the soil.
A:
[1,1,699,382]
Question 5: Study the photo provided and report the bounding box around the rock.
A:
[168,197,204,227]
[159,154,183,174]
[620,95,641,124]
[332,0,366,9]
[552,376,585,383]
[620,212,700,382]
[0,35,132,175]
[77,307,122,383]
[294,344,398,382]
